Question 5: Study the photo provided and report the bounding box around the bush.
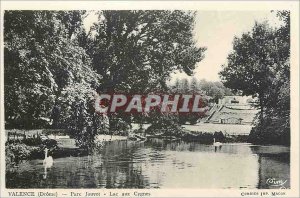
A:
[248,117,290,146]
[181,131,225,144]
[5,143,33,167]
[6,138,58,169]
[146,120,184,137]
[42,139,58,148]
[248,111,290,146]
[22,137,43,146]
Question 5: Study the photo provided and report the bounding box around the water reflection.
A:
[6,139,290,189]
[250,146,290,189]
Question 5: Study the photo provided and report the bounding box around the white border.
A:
[0,1,299,197]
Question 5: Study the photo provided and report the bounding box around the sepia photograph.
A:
[0,1,299,197]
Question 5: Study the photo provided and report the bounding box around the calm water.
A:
[6,139,290,189]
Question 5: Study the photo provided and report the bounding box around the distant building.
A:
[218,95,255,106]
[220,117,243,124]
[204,95,259,125]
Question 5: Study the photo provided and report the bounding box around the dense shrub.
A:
[146,119,184,137]
[181,131,225,144]
[5,143,35,167]
[248,117,290,145]
[6,138,58,169]
[22,137,43,146]
[42,139,58,148]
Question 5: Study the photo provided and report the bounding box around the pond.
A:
[6,139,290,189]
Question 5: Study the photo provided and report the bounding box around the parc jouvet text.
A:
[8,191,151,197]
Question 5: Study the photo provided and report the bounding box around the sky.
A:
[171,10,282,83]
[83,11,282,83]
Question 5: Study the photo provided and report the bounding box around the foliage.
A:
[169,78,231,124]
[43,139,58,149]
[4,10,206,149]
[173,78,181,93]
[248,116,290,145]
[6,136,61,169]
[198,79,233,101]
[171,78,233,101]
[4,11,101,131]
[190,77,199,93]
[84,10,206,93]
[146,115,183,137]
[109,117,131,135]
[181,131,225,144]
[5,143,35,167]
[22,137,43,146]
[57,83,104,149]
[220,11,290,145]
[85,10,206,130]
[4,11,105,149]
[181,79,190,93]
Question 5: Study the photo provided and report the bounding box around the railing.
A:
[224,132,249,137]
[7,131,42,141]
[205,110,216,122]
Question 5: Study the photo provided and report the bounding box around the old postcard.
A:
[0,0,299,197]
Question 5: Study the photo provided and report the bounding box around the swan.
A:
[43,165,48,179]
[43,148,53,168]
[213,138,222,147]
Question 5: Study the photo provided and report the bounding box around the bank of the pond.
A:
[6,140,291,189]
[5,140,88,170]
[5,126,250,169]
[95,134,128,141]
[146,130,248,144]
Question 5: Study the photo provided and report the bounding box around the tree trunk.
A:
[259,92,265,125]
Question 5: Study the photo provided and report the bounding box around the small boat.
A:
[128,134,147,141]
[134,134,147,141]
[47,134,70,140]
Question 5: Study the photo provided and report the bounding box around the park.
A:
[4,10,290,189]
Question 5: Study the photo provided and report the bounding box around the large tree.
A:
[220,20,288,119]
[81,10,206,93]
[219,11,290,145]
[79,10,206,129]
[4,11,101,139]
[4,10,206,146]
